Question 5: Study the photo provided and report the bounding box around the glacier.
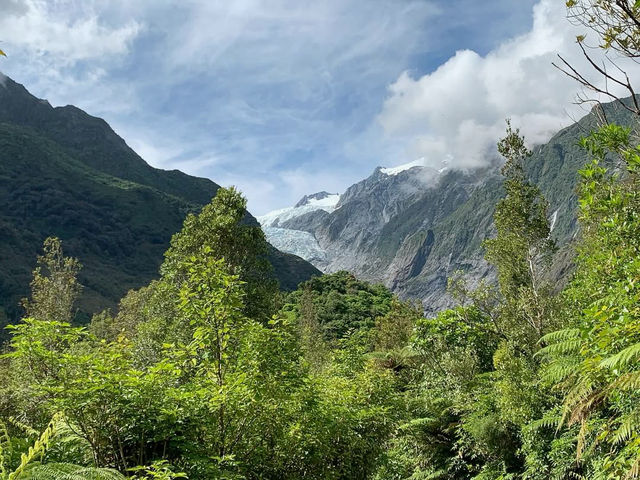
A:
[258,191,341,269]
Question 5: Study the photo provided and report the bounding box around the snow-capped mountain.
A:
[257,191,340,265]
[379,158,426,176]
[259,100,633,313]
[258,191,340,228]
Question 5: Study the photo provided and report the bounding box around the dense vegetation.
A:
[1,2,640,478]
[1,114,638,477]
[0,76,319,332]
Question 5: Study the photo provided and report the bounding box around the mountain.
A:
[259,99,636,313]
[0,75,320,328]
[257,191,340,265]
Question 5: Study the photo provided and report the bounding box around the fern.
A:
[610,371,640,392]
[6,419,39,439]
[600,342,640,370]
[8,413,61,480]
[611,413,639,446]
[538,338,582,357]
[0,421,10,479]
[18,463,125,480]
[541,356,581,384]
[540,328,581,346]
[526,410,562,432]
[0,415,125,480]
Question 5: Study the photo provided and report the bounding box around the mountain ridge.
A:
[0,75,320,328]
[259,99,636,312]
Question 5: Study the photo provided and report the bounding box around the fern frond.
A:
[612,413,638,445]
[542,357,582,384]
[527,411,562,431]
[539,339,582,357]
[564,471,586,480]
[600,342,640,370]
[6,418,39,438]
[628,455,640,479]
[0,420,11,478]
[8,413,62,480]
[20,463,125,479]
[540,328,581,346]
[610,371,640,392]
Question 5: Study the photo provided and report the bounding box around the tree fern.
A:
[600,342,640,371]
[17,463,124,480]
[0,415,126,480]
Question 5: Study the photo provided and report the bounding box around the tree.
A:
[162,187,277,321]
[484,121,557,344]
[296,285,329,372]
[21,237,82,324]
[556,0,640,116]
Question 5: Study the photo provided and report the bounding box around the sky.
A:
[1,0,638,214]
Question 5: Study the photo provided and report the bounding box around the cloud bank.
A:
[377,0,640,171]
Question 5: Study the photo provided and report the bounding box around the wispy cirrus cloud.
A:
[1,0,546,214]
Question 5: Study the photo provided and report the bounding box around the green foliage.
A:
[129,460,187,479]
[0,81,319,332]
[283,271,394,341]
[163,186,278,321]
[0,198,402,479]
[21,237,82,324]
[0,414,125,480]
[539,122,640,478]
[484,121,558,345]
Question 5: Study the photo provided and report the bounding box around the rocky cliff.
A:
[260,100,636,312]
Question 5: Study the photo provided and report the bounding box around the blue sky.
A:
[1,0,631,214]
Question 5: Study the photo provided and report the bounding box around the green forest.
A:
[1,1,640,479]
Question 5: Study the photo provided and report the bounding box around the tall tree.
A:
[21,237,82,324]
[484,121,557,344]
[162,187,277,320]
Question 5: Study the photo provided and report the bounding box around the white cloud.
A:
[377,0,640,171]
[0,0,140,65]
[1,0,573,216]
[0,0,142,120]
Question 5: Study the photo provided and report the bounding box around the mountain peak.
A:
[379,158,426,176]
[295,191,339,208]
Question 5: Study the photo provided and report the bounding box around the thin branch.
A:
[614,0,640,30]
[553,51,640,117]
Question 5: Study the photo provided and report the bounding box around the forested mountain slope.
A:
[0,76,319,327]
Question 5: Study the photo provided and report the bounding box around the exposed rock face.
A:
[260,100,636,313]
[295,191,335,208]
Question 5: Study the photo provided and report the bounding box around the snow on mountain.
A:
[258,192,340,269]
[295,191,340,208]
[258,192,340,228]
[380,158,425,176]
